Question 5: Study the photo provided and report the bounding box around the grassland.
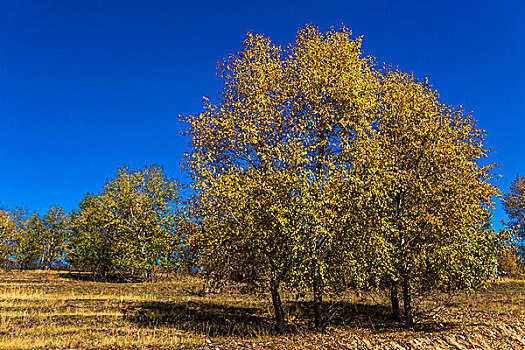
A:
[0,270,524,349]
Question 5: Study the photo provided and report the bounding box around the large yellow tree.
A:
[184,24,380,332]
[185,24,500,332]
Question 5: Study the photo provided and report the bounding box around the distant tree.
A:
[15,213,45,269]
[12,206,70,270]
[502,175,525,258]
[69,193,115,278]
[0,210,14,268]
[69,165,182,280]
[173,203,199,273]
[40,206,70,269]
[0,207,25,269]
[104,165,182,280]
[498,243,525,279]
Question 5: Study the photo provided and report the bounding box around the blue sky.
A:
[1,0,523,229]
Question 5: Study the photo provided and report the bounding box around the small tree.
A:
[502,175,525,259]
[0,207,26,269]
[104,165,181,280]
[39,206,70,269]
[15,213,45,269]
[69,193,116,278]
[498,243,525,279]
[69,165,182,280]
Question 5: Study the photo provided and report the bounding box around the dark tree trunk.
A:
[402,278,414,330]
[312,124,326,332]
[46,248,54,270]
[390,279,401,322]
[98,266,108,281]
[313,265,324,331]
[270,277,286,334]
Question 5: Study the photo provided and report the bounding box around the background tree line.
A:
[0,164,184,281]
[0,205,69,271]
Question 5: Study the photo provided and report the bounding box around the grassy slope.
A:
[0,270,524,349]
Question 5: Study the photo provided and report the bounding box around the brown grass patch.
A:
[0,270,524,349]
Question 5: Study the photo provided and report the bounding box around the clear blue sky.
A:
[1,0,523,229]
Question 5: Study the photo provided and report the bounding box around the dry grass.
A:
[0,270,273,349]
[0,270,524,349]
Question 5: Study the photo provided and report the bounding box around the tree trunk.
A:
[98,266,108,281]
[313,265,324,331]
[402,278,414,329]
[390,279,401,322]
[270,277,286,334]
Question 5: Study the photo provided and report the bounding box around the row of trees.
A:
[0,205,69,270]
[0,165,183,280]
[183,24,502,331]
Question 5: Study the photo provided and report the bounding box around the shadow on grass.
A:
[288,301,455,333]
[62,271,145,283]
[124,300,273,337]
[123,299,455,337]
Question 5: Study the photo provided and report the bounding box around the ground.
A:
[0,270,523,349]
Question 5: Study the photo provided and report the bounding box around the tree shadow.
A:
[286,301,398,332]
[61,271,145,283]
[123,299,456,337]
[287,301,456,333]
[123,300,274,337]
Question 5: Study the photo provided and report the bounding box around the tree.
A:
[15,213,45,269]
[365,68,500,328]
[498,242,525,279]
[185,24,381,332]
[0,207,25,269]
[502,174,525,258]
[38,206,70,269]
[185,23,500,332]
[69,193,116,278]
[103,165,182,279]
[285,25,381,330]
[69,165,182,280]
[9,206,70,270]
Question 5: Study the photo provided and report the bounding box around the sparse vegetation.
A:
[0,270,524,349]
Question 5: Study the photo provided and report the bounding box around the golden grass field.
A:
[0,270,524,349]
